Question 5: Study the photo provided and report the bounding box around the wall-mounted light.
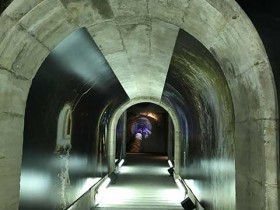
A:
[118,159,125,167]
[168,160,174,168]
[98,178,111,192]
[168,167,174,176]
[109,172,118,184]
[95,177,111,205]
[175,179,185,193]
[181,197,196,210]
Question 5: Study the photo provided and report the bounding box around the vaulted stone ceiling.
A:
[2,0,256,100]
[0,1,278,210]
[61,0,181,99]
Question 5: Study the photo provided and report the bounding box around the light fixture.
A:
[118,159,125,167]
[95,177,111,205]
[168,160,174,168]
[175,179,185,193]
[98,177,111,192]
[109,172,118,184]
[168,167,174,176]
[181,197,196,210]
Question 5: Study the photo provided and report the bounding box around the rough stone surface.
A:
[105,51,139,98]
[265,184,279,210]
[0,173,21,210]
[60,0,114,27]
[0,24,29,71]
[92,18,179,99]
[3,0,43,20]
[0,0,278,209]
[119,23,150,58]
[235,173,271,210]
[262,120,278,184]
[0,113,24,210]
[0,24,49,80]
[115,19,178,99]
[109,0,148,21]
[235,118,279,210]
[88,21,124,55]
[181,0,227,49]
[0,70,30,115]
[0,113,24,169]
[204,0,241,20]
[148,0,186,27]
[235,120,265,182]
[19,0,78,49]
[12,35,49,80]
[229,63,276,122]
[262,119,279,210]
[0,15,17,42]
[150,21,179,93]
[211,15,267,78]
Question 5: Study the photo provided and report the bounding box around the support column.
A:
[167,115,174,161]
[108,125,116,173]
[121,111,127,160]
[174,129,181,174]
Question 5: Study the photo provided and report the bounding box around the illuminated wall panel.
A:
[20,28,128,210]
[162,30,235,210]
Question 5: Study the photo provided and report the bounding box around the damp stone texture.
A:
[0,0,278,210]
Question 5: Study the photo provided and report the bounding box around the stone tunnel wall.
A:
[19,28,128,209]
[162,29,235,210]
[0,0,278,210]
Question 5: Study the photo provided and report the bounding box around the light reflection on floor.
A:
[96,154,184,209]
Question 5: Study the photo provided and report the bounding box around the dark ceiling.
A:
[238,0,280,103]
[236,0,280,16]
[1,0,280,17]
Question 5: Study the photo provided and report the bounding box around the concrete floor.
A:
[95,153,184,210]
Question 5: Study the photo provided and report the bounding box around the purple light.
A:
[131,117,152,139]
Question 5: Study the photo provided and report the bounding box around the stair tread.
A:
[95,154,184,210]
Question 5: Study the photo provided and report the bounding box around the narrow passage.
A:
[95,153,184,209]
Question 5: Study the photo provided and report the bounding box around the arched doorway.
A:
[0,1,278,209]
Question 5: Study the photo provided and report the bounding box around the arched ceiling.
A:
[3,0,261,101]
[76,0,181,99]
[0,1,278,210]
[91,19,179,99]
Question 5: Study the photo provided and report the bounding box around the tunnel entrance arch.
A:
[108,98,181,175]
[119,103,169,155]
[0,0,279,209]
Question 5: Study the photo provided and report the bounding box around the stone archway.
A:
[0,0,278,209]
[108,97,181,174]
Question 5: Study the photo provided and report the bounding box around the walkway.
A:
[95,153,184,210]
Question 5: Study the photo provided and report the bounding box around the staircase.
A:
[95,153,184,210]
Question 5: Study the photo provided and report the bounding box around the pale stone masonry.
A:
[0,0,278,209]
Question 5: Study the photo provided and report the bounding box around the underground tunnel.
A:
[0,0,279,210]
[125,103,169,154]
